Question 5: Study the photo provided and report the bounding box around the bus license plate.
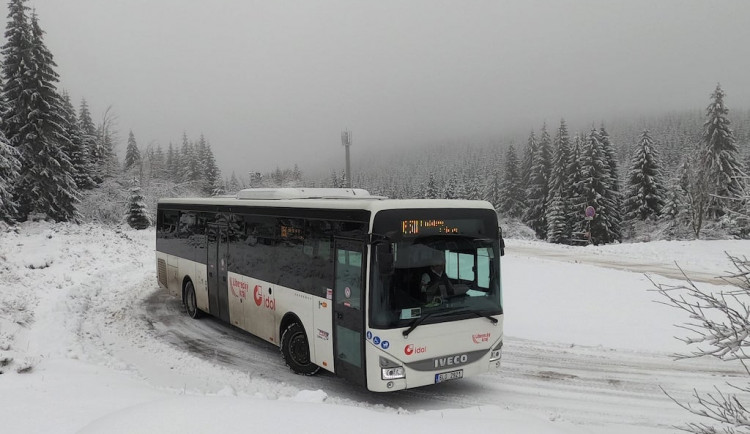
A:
[435,369,463,383]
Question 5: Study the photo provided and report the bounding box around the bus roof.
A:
[157,188,495,214]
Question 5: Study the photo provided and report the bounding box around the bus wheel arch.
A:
[182,278,203,319]
[280,320,320,376]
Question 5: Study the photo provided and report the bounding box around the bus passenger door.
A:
[333,239,366,387]
[207,223,230,322]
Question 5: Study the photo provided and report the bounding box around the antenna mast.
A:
[341,129,352,188]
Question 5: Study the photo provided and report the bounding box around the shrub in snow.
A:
[125,179,150,230]
[654,254,750,433]
[15,357,35,374]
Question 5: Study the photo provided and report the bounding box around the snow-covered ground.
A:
[1,222,748,433]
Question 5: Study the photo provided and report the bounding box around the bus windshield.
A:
[369,210,503,329]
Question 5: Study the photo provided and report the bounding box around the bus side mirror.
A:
[376,244,394,275]
[498,226,505,256]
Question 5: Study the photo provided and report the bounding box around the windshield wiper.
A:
[402,309,498,338]
[402,312,439,338]
[455,309,499,325]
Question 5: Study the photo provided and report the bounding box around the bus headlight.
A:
[380,356,406,380]
[489,340,503,362]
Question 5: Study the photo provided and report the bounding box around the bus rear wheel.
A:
[184,281,203,319]
[281,323,320,376]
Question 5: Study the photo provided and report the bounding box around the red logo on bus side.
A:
[404,344,426,356]
[472,333,491,344]
[253,285,275,310]
[230,277,249,299]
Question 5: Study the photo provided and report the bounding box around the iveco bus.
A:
[155,188,504,391]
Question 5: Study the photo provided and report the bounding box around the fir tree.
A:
[78,98,101,183]
[465,173,481,200]
[424,174,439,199]
[578,129,618,245]
[566,134,586,242]
[524,126,551,239]
[1,0,32,154]
[124,130,141,172]
[4,8,80,221]
[499,144,525,218]
[520,137,534,197]
[228,171,240,193]
[546,120,571,244]
[444,173,458,199]
[701,84,744,218]
[61,92,95,190]
[166,142,179,182]
[202,141,221,196]
[624,130,666,221]
[0,127,19,223]
[126,178,150,229]
[484,172,501,211]
[599,125,623,241]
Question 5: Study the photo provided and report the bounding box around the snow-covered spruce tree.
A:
[125,178,150,229]
[227,171,241,193]
[484,171,502,211]
[599,126,623,241]
[499,144,525,219]
[576,129,619,245]
[443,172,459,199]
[165,142,178,182]
[524,125,552,239]
[661,175,686,221]
[701,84,744,219]
[61,92,95,191]
[520,134,535,201]
[0,125,19,224]
[78,98,101,184]
[201,141,221,196]
[465,173,481,200]
[565,133,586,242]
[547,119,571,244]
[424,174,440,199]
[624,130,666,221]
[653,255,750,433]
[123,130,141,172]
[3,6,80,221]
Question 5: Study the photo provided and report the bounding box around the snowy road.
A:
[140,286,744,432]
[5,224,747,433]
[508,244,726,285]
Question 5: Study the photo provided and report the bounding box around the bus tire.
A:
[280,323,320,376]
[184,281,203,319]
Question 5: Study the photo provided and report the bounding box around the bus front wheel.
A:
[281,323,320,376]
[184,281,203,319]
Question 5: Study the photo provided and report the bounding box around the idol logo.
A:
[253,285,275,310]
[253,285,263,306]
[404,344,427,356]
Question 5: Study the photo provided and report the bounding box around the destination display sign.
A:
[400,219,481,236]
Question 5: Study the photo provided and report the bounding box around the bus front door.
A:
[207,223,230,322]
[333,239,366,387]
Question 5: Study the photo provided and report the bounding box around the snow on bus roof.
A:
[158,189,495,213]
[235,188,379,200]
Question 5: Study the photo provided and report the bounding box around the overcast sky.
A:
[31,0,750,178]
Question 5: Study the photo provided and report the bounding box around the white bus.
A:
[155,188,504,392]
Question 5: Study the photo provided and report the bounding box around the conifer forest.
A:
[0,0,748,242]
